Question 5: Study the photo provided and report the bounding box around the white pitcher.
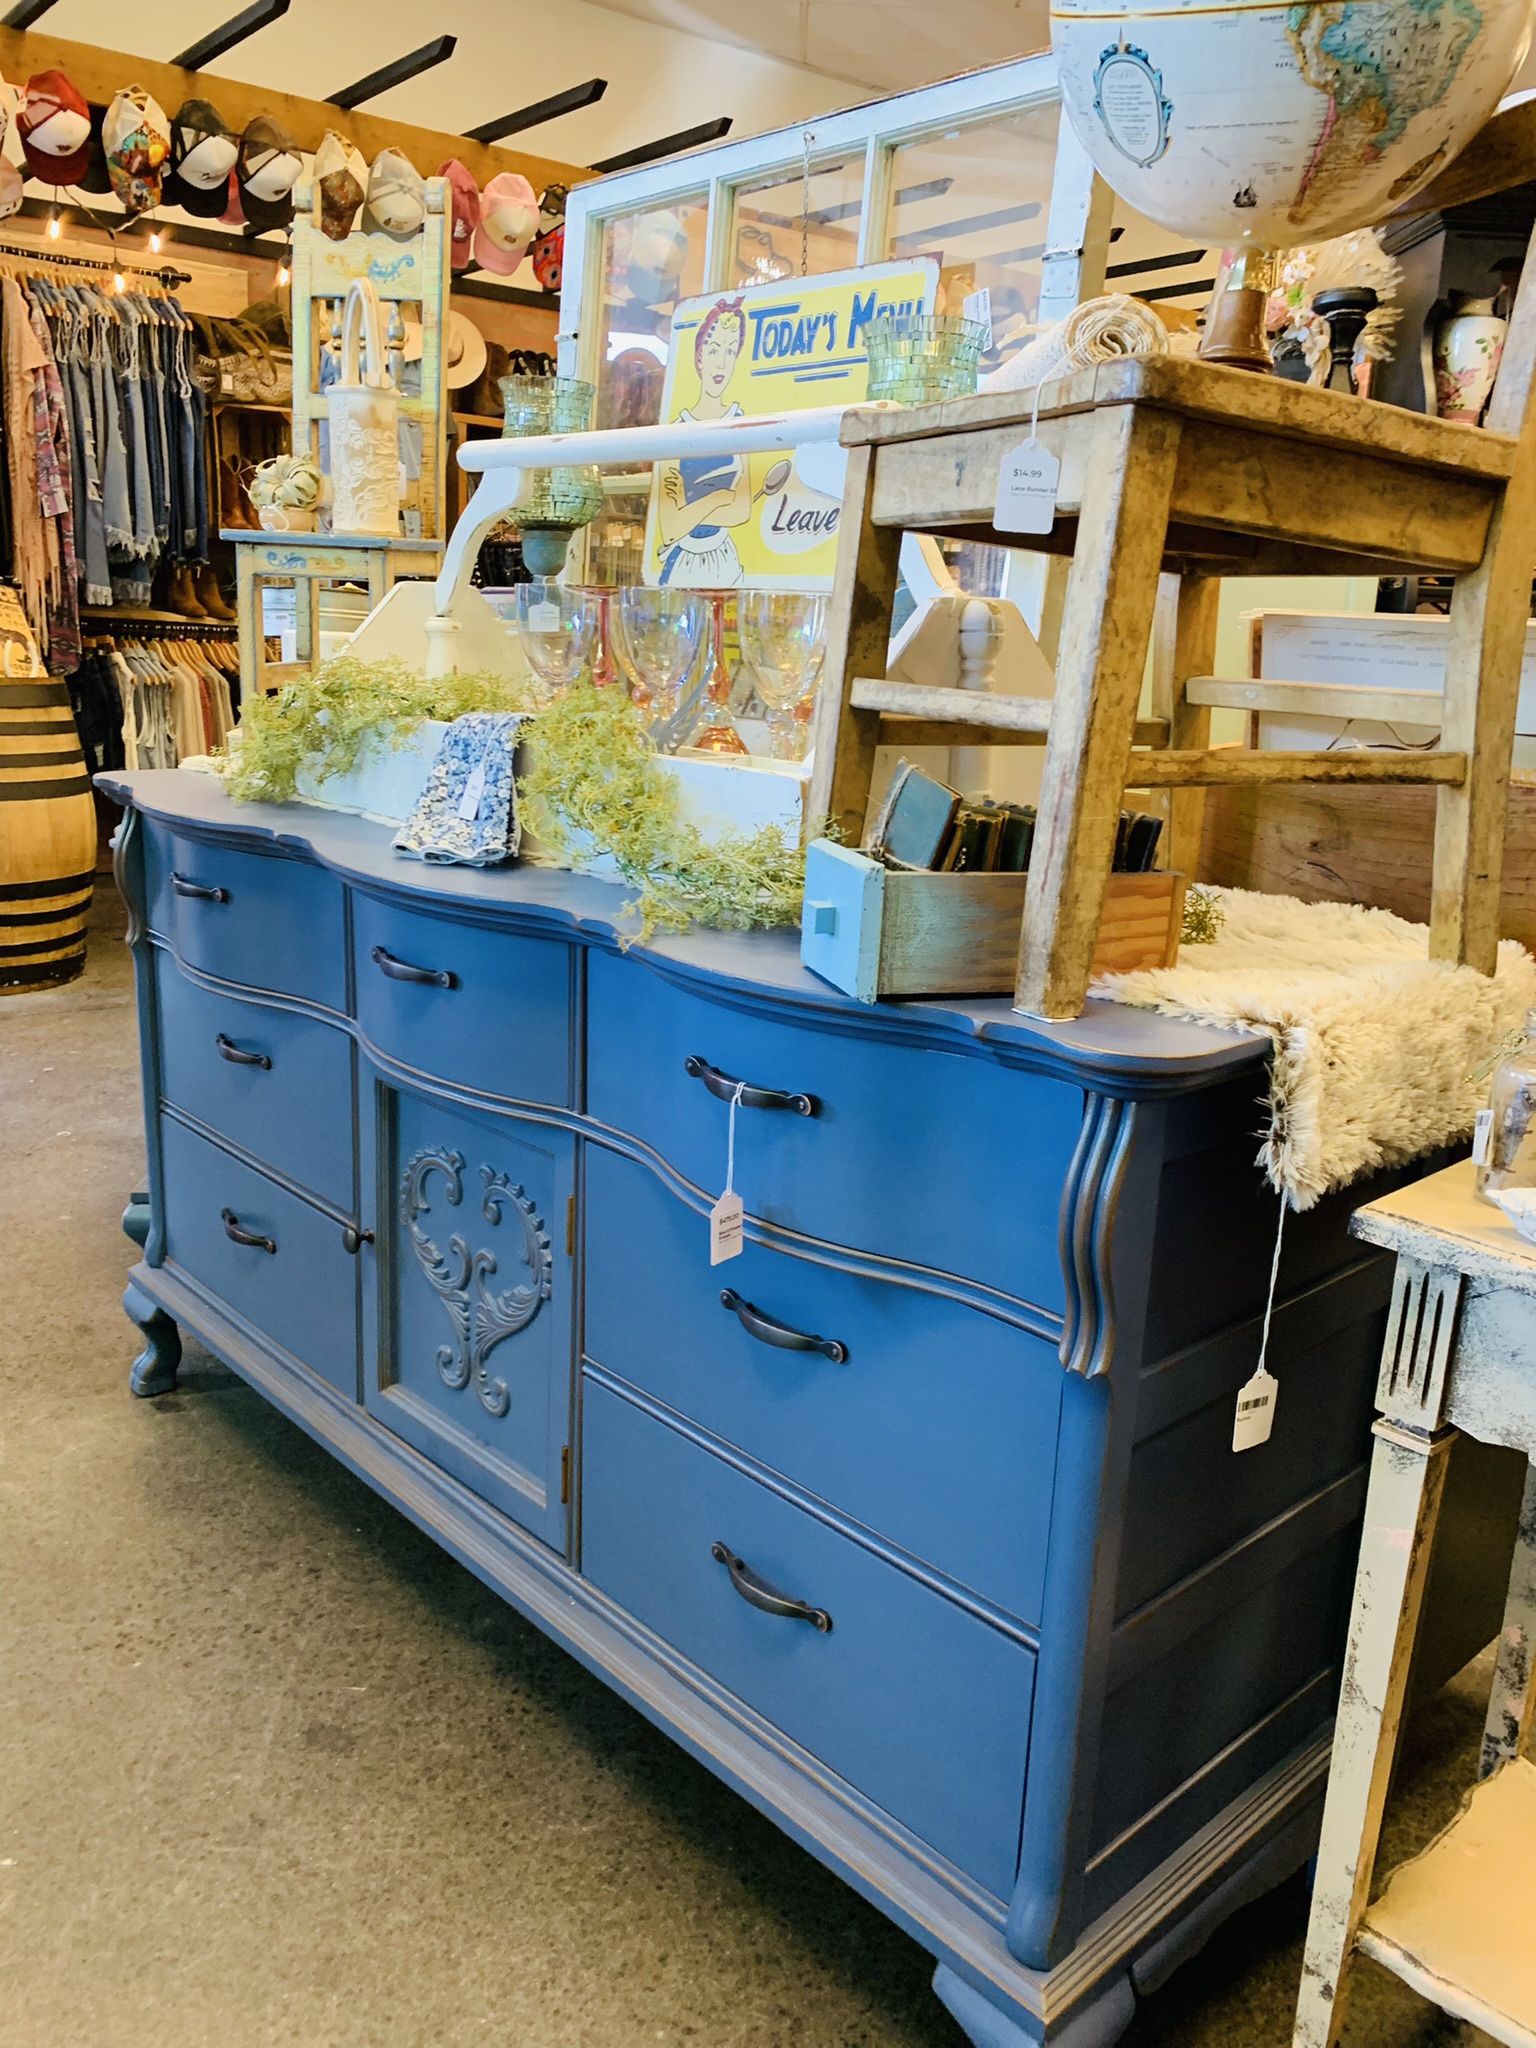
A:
[329,277,400,536]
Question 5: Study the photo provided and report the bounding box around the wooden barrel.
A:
[0,670,95,992]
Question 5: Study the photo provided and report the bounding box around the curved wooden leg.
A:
[933,1962,1135,2048]
[122,1190,151,1249]
[124,1279,181,1398]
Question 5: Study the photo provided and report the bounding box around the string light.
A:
[148,227,162,254]
[276,258,289,286]
[113,270,126,294]
[46,211,60,240]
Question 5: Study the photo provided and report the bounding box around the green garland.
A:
[223,659,808,939]
[222,655,536,804]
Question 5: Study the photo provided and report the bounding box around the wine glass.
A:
[738,591,826,760]
[687,591,749,756]
[611,587,706,747]
[512,580,594,703]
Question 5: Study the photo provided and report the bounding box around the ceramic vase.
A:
[1433,293,1506,427]
[329,278,401,536]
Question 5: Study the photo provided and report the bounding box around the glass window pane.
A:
[593,195,710,432]
[729,157,865,287]
[882,104,1062,365]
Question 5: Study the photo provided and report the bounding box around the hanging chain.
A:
[800,128,814,278]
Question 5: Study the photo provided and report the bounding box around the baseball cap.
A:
[103,86,171,215]
[315,129,366,241]
[362,148,425,239]
[438,159,479,270]
[472,171,538,276]
[19,70,91,187]
[165,98,237,218]
[236,113,302,234]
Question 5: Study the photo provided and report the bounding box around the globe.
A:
[1051,0,1533,250]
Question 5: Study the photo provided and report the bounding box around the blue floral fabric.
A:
[394,712,525,866]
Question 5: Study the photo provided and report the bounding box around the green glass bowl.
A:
[499,374,604,542]
[864,315,987,406]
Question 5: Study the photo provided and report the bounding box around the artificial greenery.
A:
[1182,884,1226,946]
[224,659,808,939]
[222,655,536,804]
[518,680,807,938]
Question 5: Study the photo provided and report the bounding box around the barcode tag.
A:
[528,600,560,632]
[709,1191,744,1265]
[1232,1368,1278,1452]
[963,286,993,347]
[456,757,489,820]
[1472,1107,1493,1165]
[993,440,1060,535]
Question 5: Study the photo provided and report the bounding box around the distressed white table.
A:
[1296,1160,1536,2048]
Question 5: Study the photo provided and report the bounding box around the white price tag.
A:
[709,1190,744,1265]
[1472,1107,1493,1166]
[963,287,993,348]
[456,757,489,820]
[709,1079,747,1264]
[528,600,560,632]
[1232,1368,1278,1453]
[993,439,1060,536]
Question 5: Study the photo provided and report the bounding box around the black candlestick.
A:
[1312,286,1378,396]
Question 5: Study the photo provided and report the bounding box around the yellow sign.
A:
[644,261,938,592]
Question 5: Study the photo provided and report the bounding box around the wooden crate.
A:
[800,841,1185,1002]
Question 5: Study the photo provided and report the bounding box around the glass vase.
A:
[1480,1008,1536,1201]
[498,374,604,576]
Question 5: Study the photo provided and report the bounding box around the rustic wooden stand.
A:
[811,253,1536,1021]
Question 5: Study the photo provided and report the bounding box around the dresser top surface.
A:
[1354,1159,1536,1298]
[103,768,1266,1089]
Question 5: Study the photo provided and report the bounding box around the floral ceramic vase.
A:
[1433,293,1506,427]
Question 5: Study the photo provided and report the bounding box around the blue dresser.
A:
[103,769,1499,2048]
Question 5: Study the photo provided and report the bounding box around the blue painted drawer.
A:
[154,952,353,1210]
[143,824,346,1010]
[584,1147,1059,1623]
[353,894,574,1108]
[585,951,1078,1308]
[159,1117,359,1396]
[582,1376,1034,1899]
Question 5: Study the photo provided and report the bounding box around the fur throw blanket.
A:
[1093,889,1536,1210]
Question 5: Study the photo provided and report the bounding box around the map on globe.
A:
[1050,0,1531,247]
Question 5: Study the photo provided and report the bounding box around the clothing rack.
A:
[0,241,191,289]
[82,610,244,640]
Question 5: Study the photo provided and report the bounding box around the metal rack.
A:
[0,239,191,290]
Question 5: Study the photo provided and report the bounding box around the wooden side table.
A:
[1295,1160,1536,2048]
[225,531,444,702]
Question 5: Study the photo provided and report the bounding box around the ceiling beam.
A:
[0,22,588,191]
[1,0,58,26]
[464,78,607,145]
[329,35,457,112]
[171,0,291,71]
[591,117,731,175]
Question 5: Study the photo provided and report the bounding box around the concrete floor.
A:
[0,890,1503,2048]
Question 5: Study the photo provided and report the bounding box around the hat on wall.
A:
[437,158,479,271]
[402,308,488,390]
[18,71,92,187]
[362,147,425,238]
[103,86,171,215]
[314,129,366,241]
[165,98,237,218]
[472,171,538,276]
[0,157,23,222]
[236,113,302,234]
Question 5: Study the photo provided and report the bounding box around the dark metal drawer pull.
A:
[215,1033,271,1070]
[342,1224,374,1255]
[371,944,456,990]
[720,1286,848,1364]
[171,873,228,903]
[684,1053,817,1117]
[711,1541,833,1633]
[221,1208,276,1255]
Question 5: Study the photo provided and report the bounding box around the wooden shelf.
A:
[1358,1758,1536,2048]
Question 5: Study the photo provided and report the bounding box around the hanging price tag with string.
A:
[1233,1198,1287,1452]
[992,380,1059,536]
[709,1080,746,1265]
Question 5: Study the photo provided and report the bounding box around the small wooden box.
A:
[800,840,1185,1003]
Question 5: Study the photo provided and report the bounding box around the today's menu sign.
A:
[644,260,937,592]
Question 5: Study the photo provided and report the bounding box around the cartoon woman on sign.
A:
[655,297,751,587]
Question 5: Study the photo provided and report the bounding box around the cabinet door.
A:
[363,1076,574,1550]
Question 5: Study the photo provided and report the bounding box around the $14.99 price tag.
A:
[993,439,1060,536]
